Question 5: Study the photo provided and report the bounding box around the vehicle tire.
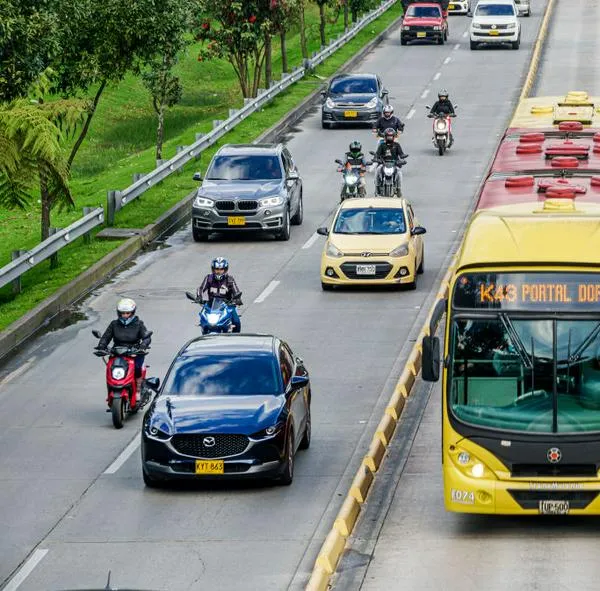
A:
[143,467,164,489]
[470,41,478,50]
[438,34,445,45]
[291,192,303,225]
[401,36,407,46]
[299,403,311,450]
[277,208,291,241]
[279,428,294,485]
[526,9,531,16]
[192,227,208,242]
[512,37,520,50]
[417,250,424,274]
[111,396,124,429]
[438,140,446,156]
[321,120,335,129]
[321,282,334,291]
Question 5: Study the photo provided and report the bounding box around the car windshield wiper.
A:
[499,313,532,369]
[565,321,600,363]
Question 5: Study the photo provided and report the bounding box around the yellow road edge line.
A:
[305,1,558,588]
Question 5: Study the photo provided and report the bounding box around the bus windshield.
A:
[449,317,600,433]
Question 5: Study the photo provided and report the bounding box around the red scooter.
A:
[92,329,155,429]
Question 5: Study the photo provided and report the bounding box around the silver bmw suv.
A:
[191,144,303,242]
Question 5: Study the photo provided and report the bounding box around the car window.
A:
[406,5,442,17]
[283,149,297,172]
[280,345,294,388]
[406,204,415,231]
[162,353,281,395]
[333,208,407,235]
[206,154,283,181]
[330,77,377,94]
[475,3,515,15]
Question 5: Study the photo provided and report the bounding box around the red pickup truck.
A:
[401,2,449,45]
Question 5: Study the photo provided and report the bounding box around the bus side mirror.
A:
[422,336,440,382]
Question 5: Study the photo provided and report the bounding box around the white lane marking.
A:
[433,72,441,81]
[302,233,318,250]
[462,31,468,38]
[453,43,460,50]
[444,56,452,64]
[421,89,430,99]
[254,280,280,303]
[104,434,141,474]
[0,358,35,388]
[3,549,48,591]
[406,108,416,120]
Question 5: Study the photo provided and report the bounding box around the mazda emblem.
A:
[547,447,562,463]
[203,436,216,448]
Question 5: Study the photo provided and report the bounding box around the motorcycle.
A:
[335,160,369,200]
[186,291,242,334]
[370,151,407,197]
[426,105,458,156]
[91,329,155,429]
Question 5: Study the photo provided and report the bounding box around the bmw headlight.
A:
[111,367,126,380]
[194,195,215,208]
[365,97,378,109]
[389,244,409,257]
[259,196,284,207]
[325,98,335,109]
[326,242,343,257]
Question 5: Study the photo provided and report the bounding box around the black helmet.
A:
[384,127,396,143]
[438,88,449,100]
[349,140,362,157]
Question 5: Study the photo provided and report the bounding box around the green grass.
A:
[0,3,402,331]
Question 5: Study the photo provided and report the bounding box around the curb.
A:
[305,1,558,589]
[0,4,403,364]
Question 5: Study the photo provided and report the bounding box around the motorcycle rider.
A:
[96,298,152,396]
[197,257,242,333]
[340,140,368,197]
[428,89,456,146]
[373,105,408,156]
[374,128,406,196]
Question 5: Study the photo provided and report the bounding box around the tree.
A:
[269,0,300,74]
[141,0,192,161]
[0,0,60,102]
[195,1,272,98]
[298,0,309,61]
[349,0,376,22]
[313,0,330,47]
[52,0,177,169]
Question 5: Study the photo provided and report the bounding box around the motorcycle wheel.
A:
[438,140,446,156]
[111,396,125,429]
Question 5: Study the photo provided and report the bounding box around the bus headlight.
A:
[450,448,494,479]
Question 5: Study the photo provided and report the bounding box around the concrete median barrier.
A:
[315,529,346,574]
[349,464,374,504]
[334,496,361,537]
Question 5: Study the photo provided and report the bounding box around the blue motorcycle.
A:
[186,292,242,334]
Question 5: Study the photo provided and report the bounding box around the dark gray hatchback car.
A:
[191,144,303,242]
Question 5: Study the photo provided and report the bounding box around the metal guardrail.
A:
[106,0,398,224]
[0,207,104,292]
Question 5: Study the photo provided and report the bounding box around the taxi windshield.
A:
[333,208,407,234]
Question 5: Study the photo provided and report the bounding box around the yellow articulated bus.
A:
[422,197,600,515]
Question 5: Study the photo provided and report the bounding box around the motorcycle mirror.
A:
[92,329,102,339]
[369,150,376,155]
[335,159,343,165]
[145,377,160,391]
[316,227,329,236]
[185,291,197,301]
[425,105,431,110]
[192,171,203,181]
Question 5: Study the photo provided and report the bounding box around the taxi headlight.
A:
[326,242,343,257]
[389,244,409,257]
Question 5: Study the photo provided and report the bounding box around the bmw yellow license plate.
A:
[195,460,224,474]
[227,216,246,226]
[417,31,427,38]
[489,30,500,35]
[344,110,358,118]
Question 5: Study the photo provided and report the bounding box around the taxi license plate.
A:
[356,264,376,275]
[344,110,358,118]
[539,500,569,515]
[195,460,224,475]
[489,30,500,36]
[417,31,427,38]
[227,216,246,226]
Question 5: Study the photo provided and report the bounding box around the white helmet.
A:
[383,104,394,118]
[117,297,136,316]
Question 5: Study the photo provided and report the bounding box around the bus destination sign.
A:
[453,272,600,311]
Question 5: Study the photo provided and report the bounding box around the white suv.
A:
[469,0,520,50]
[514,0,531,16]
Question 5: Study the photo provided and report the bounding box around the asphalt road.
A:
[335,2,600,590]
[0,4,549,590]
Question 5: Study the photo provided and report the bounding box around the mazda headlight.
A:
[252,420,286,439]
[111,367,126,380]
[365,97,378,109]
[194,195,214,208]
[389,244,409,257]
[326,242,343,257]
[146,422,172,441]
[325,98,335,109]
[259,196,284,207]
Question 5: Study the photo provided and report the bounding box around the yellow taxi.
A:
[317,197,426,290]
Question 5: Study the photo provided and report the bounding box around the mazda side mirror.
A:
[317,227,329,236]
[291,375,309,389]
[146,377,161,391]
[193,171,203,181]
[412,226,426,236]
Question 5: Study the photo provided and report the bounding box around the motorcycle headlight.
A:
[111,367,126,380]
[384,166,395,175]
[389,244,409,257]
[206,313,221,324]
[326,242,343,257]
[435,120,448,131]
[259,196,284,207]
[346,174,359,185]
[194,195,214,208]
[365,97,378,109]
[325,98,335,109]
